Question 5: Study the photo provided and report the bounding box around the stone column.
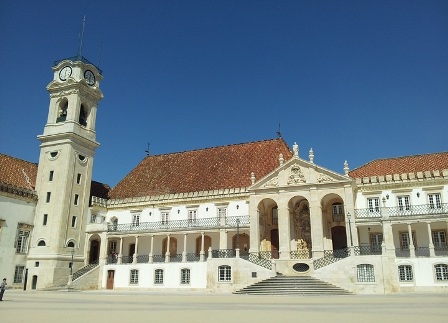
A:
[118,237,123,264]
[219,229,228,250]
[382,221,395,257]
[278,205,291,259]
[99,233,108,266]
[200,232,205,261]
[309,190,324,258]
[182,233,188,262]
[249,196,260,253]
[407,223,415,258]
[148,235,154,263]
[165,234,171,262]
[427,222,435,257]
[133,236,139,264]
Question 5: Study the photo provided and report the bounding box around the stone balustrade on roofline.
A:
[92,187,249,208]
[354,169,448,185]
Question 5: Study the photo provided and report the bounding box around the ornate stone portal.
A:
[293,204,312,252]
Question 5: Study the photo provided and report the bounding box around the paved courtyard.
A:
[0,290,447,323]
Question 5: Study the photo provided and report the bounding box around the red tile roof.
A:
[109,138,292,199]
[349,152,448,178]
[0,153,38,190]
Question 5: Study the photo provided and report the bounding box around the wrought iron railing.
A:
[290,250,311,259]
[247,252,272,269]
[389,204,448,217]
[332,214,345,223]
[152,254,165,263]
[435,246,448,256]
[121,255,133,264]
[137,255,149,263]
[415,247,430,257]
[354,208,382,218]
[352,246,382,256]
[107,215,249,233]
[72,261,99,281]
[212,249,235,258]
[313,248,351,270]
[395,249,411,258]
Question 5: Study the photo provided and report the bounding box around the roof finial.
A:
[344,160,349,175]
[145,143,150,156]
[251,172,256,185]
[293,142,299,157]
[279,153,284,166]
[276,123,282,138]
[309,148,314,164]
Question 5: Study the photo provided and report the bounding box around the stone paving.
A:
[0,290,447,323]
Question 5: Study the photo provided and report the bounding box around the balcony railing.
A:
[388,204,448,217]
[108,215,249,233]
[355,203,448,219]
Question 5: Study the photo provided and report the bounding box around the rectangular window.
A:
[397,195,411,211]
[46,192,51,203]
[74,194,79,205]
[13,266,25,283]
[370,233,383,252]
[218,265,231,282]
[357,264,375,282]
[71,216,77,228]
[432,231,447,248]
[90,214,97,223]
[398,265,413,282]
[43,214,48,225]
[49,171,54,181]
[181,268,190,285]
[188,210,197,224]
[161,212,169,225]
[35,262,39,267]
[332,204,344,215]
[16,230,30,253]
[130,269,139,284]
[76,173,82,184]
[155,269,164,284]
[132,214,140,227]
[400,231,416,250]
[428,193,442,209]
[435,264,448,281]
[367,198,380,213]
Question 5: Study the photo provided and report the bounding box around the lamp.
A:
[386,194,389,200]
[416,192,420,198]
[70,248,75,276]
[347,212,353,247]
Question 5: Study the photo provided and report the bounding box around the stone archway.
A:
[292,202,312,251]
[89,239,100,264]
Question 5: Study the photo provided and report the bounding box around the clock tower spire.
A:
[26,55,103,289]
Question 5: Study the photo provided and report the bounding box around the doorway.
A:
[331,226,348,250]
[106,270,115,289]
[89,240,100,264]
[271,229,279,259]
[31,275,38,290]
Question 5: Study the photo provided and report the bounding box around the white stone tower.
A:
[26,56,103,289]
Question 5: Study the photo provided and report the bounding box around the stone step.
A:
[234,276,351,296]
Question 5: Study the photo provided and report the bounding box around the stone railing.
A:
[355,203,448,219]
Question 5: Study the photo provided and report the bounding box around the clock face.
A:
[59,66,72,81]
[84,70,96,85]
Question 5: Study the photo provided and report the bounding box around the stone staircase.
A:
[233,275,352,295]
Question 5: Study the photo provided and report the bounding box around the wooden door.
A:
[331,226,347,250]
[89,240,100,264]
[106,270,115,289]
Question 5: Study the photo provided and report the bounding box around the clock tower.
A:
[26,56,103,289]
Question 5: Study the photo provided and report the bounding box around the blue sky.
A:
[1,1,447,187]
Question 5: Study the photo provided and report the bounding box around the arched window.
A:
[79,104,87,127]
[218,265,231,282]
[57,100,68,123]
[67,241,75,248]
[37,240,46,247]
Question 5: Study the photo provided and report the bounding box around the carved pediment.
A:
[263,176,279,187]
[317,173,335,183]
[287,164,306,185]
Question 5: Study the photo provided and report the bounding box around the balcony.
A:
[355,203,448,220]
[107,215,249,234]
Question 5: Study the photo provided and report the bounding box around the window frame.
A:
[180,268,191,285]
[367,197,380,213]
[356,264,375,283]
[132,213,140,227]
[13,265,25,284]
[432,230,447,248]
[398,265,413,282]
[154,269,164,284]
[129,269,139,285]
[16,229,30,254]
[434,264,448,281]
[218,265,232,282]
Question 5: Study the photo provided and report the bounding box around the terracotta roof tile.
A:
[109,138,292,199]
[0,153,38,190]
[349,152,448,178]
[90,180,111,200]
